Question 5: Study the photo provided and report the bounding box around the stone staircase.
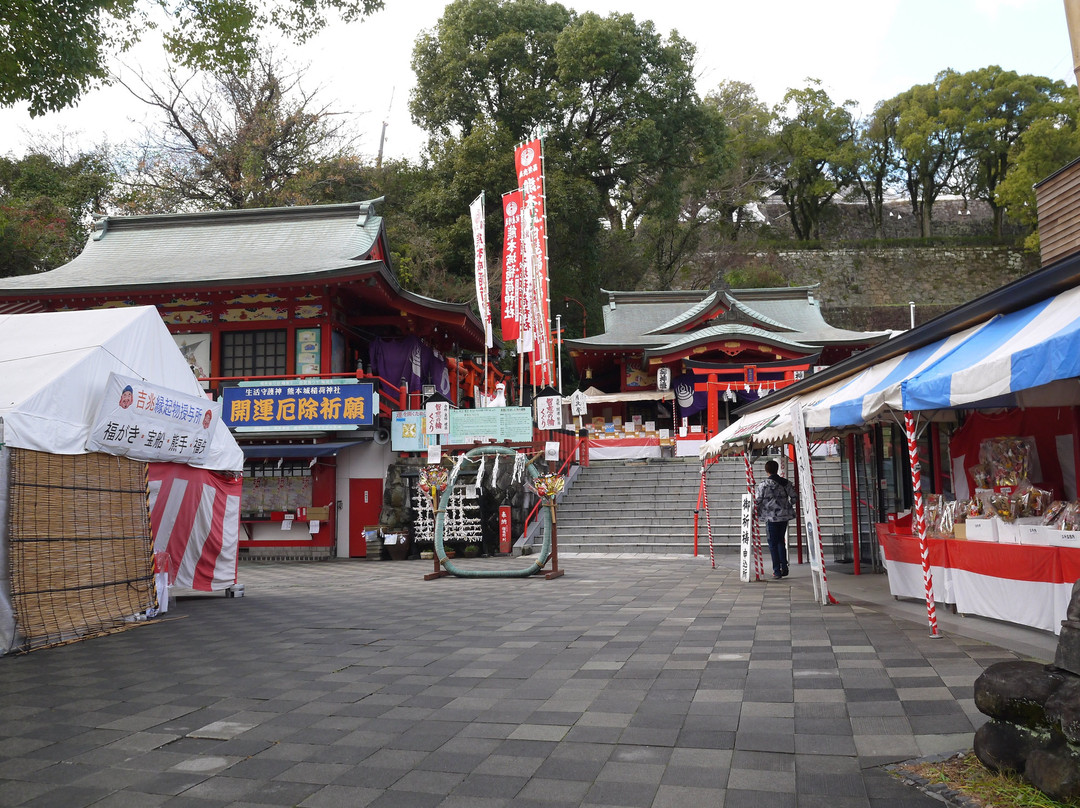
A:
[554,455,850,555]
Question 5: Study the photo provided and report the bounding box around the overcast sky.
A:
[0,0,1074,163]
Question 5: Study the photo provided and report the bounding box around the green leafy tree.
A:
[893,73,967,237]
[852,98,902,238]
[408,0,727,303]
[768,79,856,241]
[0,145,115,276]
[115,53,368,212]
[996,115,1080,251]
[701,80,775,239]
[1,0,384,117]
[945,66,1075,238]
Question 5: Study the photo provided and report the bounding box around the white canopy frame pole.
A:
[744,453,764,581]
[902,409,941,638]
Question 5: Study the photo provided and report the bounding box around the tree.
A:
[768,80,856,241]
[700,80,775,239]
[408,0,727,300]
[851,98,902,239]
[945,66,1075,238]
[1,0,384,117]
[114,53,368,212]
[893,73,967,237]
[0,144,115,276]
[996,115,1080,251]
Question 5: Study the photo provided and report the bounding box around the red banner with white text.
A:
[500,190,523,342]
[514,137,552,386]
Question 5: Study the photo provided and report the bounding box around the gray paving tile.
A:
[0,558,1043,808]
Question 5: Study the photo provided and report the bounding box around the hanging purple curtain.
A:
[369,337,451,404]
[673,373,706,417]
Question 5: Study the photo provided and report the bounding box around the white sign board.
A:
[569,389,588,417]
[788,401,830,604]
[425,400,450,435]
[536,393,563,430]
[544,441,560,461]
[739,493,753,583]
[86,372,220,465]
[427,443,442,465]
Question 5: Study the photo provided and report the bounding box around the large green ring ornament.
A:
[433,446,552,578]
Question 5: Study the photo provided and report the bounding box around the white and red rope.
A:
[744,454,764,580]
[701,464,715,569]
[904,411,940,637]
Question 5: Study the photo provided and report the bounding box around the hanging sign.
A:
[657,367,672,392]
[222,381,376,430]
[569,389,588,417]
[87,372,220,465]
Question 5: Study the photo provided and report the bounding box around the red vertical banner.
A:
[515,137,552,387]
[499,505,512,554]
[500,191,523,342]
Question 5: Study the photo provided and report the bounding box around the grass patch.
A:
[895,751,1080,807]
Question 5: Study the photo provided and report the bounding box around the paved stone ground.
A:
[0,554,1044,808]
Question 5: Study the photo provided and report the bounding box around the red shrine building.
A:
[565,287,889,439]
[0,199,498,559]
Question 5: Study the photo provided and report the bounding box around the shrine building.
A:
[0,199,499,560]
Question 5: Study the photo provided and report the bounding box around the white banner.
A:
[789,401,830,604]
[86,372,220,465]
[470,193,493,348]
[739,493,753,582]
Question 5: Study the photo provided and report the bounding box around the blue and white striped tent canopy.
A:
[901,284,1080,411]
[800,323,987,431]
[701,280,1080,453]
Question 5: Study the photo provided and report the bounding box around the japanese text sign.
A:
[87,372,220,465]
[222,382,376,429]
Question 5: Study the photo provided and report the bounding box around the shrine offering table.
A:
[587,436,662,460]
[876,524,1079,634]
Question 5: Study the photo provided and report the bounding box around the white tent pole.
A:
[903,409,941,637]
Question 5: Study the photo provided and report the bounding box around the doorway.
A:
[348,478,383,557]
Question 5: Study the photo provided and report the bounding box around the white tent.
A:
[0,307,245,653]
[0,306,242,469]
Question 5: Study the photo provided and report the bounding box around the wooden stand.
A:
[544,502,565,579]
[423,494,450,580]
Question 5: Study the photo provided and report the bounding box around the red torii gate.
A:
[690,359,815,438]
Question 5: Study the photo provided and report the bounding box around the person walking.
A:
[754,459,796,579]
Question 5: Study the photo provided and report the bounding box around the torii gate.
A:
[690,359,815,438]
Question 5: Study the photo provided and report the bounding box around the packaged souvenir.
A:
[936,499,956,538]
[952,500,969,524]
[968,463,991,490]
[1013,485,1052,519]
[1059,502,1080,531]
[979,437,1034,490]
[1042,500,1067,527]
[990,491,1016,522]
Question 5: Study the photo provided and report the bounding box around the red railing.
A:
[521,435,589,543]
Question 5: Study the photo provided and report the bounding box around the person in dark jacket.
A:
[754,459,796,579]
